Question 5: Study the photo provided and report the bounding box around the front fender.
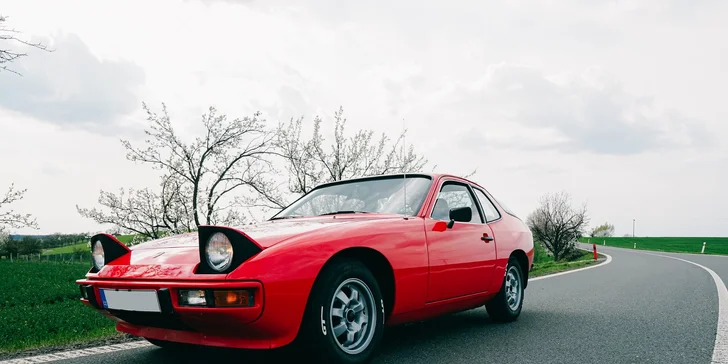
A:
[226,217,428,348]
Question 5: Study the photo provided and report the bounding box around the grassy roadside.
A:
[529,242,603,278]
[0,260,120,356]
[577,237,728,256]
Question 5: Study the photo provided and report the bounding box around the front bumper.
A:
[76,278,279,349]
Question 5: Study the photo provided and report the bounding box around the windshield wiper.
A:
[271,211,371,220]
[270,215,303,220]
[317,210,370,216]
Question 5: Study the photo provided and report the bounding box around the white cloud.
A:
[436,63,712,155]
[0,33,145,134]
[1,0,726,236]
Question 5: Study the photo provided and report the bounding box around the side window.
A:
[430,182,483,223]
[472,188,501,222]
[493,196,518,218]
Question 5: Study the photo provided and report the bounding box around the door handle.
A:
[481,234,494,242]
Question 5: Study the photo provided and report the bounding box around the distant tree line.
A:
[0,233,89,258]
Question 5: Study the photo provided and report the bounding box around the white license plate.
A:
[98,289,161,313]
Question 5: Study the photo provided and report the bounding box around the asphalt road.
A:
[10,244,727,364]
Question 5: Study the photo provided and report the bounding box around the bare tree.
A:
[0,184,38,233]
[120,102,281,227]
[77,173,196,240]
[275,106,428,196]
[77,187,168,240]
[526,191,589,261]
[0,15,51,75]
[589,222,615,238]
[105,225,122,236]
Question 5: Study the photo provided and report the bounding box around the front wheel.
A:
[297,259,385,364]
[485,257,524,322]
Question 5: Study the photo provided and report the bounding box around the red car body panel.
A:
[77,173,534,350]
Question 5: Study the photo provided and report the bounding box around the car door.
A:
[424,179,497,303]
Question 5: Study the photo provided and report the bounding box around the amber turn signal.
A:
[213,289,253,307]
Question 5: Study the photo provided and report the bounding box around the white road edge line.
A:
[638,251,728,364]
[591,244,728,258]
[530,249,613,282]
[0,341,153,364]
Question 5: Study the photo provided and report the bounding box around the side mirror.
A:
[447,206,472,228]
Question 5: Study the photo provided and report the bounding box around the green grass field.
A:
[42,235,136,255]
[116,235,135,245]
[42,242,87,255]
[0,260,119,355]
[578,237,728,255]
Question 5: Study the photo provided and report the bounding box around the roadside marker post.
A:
[593,243,597,260]
[634,242,636,249]
[701,242,706,254]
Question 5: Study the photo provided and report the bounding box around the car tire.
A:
[297,258,385,364]
[485,257,524,323]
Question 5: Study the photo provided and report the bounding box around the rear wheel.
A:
[297,259,385,364]
[485,257,524,322]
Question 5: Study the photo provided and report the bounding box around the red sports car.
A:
[77,173,534,363]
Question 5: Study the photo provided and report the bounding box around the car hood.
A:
[131,214,399,251]
[97,214,401,280]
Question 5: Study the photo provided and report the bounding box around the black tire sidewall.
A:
[302,259,385,364]
[486,257,525,322]
[503,258,524,316]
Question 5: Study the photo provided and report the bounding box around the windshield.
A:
[272,175,433,219]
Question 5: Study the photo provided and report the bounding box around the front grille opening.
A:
[108,310,196,332]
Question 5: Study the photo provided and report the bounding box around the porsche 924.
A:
[77,173,534,363]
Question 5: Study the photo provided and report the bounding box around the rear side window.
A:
[472,188,501,222]
[492,195,518,218]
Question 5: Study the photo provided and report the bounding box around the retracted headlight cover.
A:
[89,233,131,273]
[197,226,263,274]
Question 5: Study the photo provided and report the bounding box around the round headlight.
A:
[92,240,105,270]
[205,232,233,272]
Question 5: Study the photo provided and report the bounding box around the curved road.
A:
[4,244,727,364]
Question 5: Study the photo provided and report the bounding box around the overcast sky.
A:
[1,0,726,237]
